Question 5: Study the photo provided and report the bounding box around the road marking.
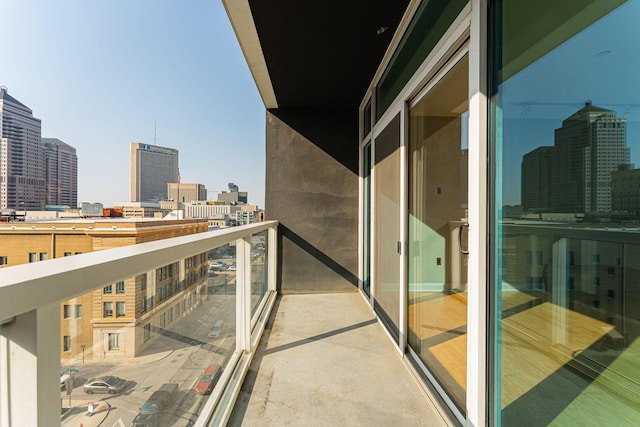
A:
[190,376,199,390]
[111,418,126,427]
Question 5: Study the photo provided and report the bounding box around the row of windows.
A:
[103,281,126,294]
[65,333,121,352]
[28,252,47,262]
[63,304,82,319]
[103,301,126,318]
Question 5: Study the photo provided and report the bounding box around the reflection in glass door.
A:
[374,114,401,337]
[407,55,469,412]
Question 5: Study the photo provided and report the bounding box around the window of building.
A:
[108,333,120,350]
[103,302,113,317]
[140,274,147,291]
[0,256,7,265]
[63,336,71,352]
[103,285,113,294]
[63,305,72,319]
[167,307,173,323]
[116,281,125,294]
[39,252,47,261]
[28,252,37,263]
[608,266,616,276]
[141,297,147,313]
[143,323,151,341]
[75,252,82,255]
[159,312,166,328]
[75,304,82,318]
[116,302,125,317]
[64,252,72,257]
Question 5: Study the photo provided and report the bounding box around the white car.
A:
[60,372,70,390]
[208,320,224,338]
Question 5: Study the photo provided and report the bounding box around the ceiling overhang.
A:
[223,0,278,108]
[223,0,410,110]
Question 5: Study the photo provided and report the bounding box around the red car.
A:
[195,363,221,395]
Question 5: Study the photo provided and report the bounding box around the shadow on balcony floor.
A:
[228,292,448,426]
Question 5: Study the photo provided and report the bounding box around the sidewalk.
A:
[62,347,175,370]
[61,400,110,427]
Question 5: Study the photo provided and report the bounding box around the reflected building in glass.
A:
[522,101,630,214]
[611,163,640,215]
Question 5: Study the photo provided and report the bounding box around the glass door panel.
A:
[491,1,640,425]
[374,114,401,337]
[407,55,469,412]
[363,141,372,297]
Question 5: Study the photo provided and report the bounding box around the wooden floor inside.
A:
[408,289,640,423]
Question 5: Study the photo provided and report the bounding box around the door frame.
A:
[357,1,488,425]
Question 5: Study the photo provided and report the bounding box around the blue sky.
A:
[0,0,265,207]
[499,0,640,205]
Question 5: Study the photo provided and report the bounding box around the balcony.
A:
[0,221,446,426]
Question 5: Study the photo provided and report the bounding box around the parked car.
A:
[195,363,221,395]
[130,383,179,427]
[84,376,126,394]
[208,320,224,338]
[227,263,237,271]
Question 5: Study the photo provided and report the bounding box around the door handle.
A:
[458,223,469,255]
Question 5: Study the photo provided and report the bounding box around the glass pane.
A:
[492,1,640,424]
[408,56,469,412]
[61,247,237,425]
[363,100,372,138]
[376,0,467,119]
[374,114,401,337]
[251,230,268,316]
[363,142,372,297]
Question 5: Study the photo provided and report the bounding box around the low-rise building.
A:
[0,218,209,360]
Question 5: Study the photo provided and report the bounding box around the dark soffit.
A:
[248,1,410,110]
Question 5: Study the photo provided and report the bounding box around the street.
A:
[62,272,240,426]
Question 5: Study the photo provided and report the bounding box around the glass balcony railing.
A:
[0,221,277,426]
[496,223,640,424]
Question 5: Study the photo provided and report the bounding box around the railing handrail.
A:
[0,221,278,323]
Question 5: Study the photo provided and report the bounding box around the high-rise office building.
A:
[130,142,179,202]
[43,138,78,208]
[167,182,207,203]
[552,101,629,213]
[521,146,553,212]
[0,87,45,210]
[522,102,630,213]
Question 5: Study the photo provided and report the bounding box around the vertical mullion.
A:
[268,226,277,292]
[467,0,489,425]
[235,236,251,352]
[399,103,409,353]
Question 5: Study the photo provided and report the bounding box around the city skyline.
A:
[0,1,266,208]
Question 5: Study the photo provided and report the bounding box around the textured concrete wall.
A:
[266,108,359,293]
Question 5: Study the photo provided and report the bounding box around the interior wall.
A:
[265,108,359,293]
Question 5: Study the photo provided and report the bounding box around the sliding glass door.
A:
[491,1,640,425]
[407,55,469,413]
[374,114,401,337]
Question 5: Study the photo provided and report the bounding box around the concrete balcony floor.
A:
[228,292,449,426]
